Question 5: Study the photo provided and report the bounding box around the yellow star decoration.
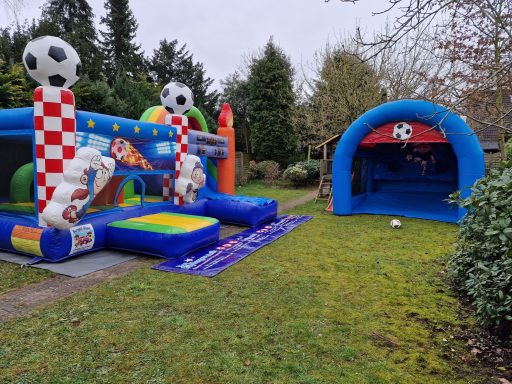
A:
[168,130,174,138]
[87,119,95,128]
[134,125,140,134]
[152,128,158,136]
[112,123,120,132]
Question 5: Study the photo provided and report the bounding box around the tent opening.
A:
[351,142,459,222]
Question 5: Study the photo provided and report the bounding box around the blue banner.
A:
[153,215,313,277]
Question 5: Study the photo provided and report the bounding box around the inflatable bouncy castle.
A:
[0,36,277,262]
[331,100,486,223]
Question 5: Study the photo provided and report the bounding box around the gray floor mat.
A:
[0,250,138,277]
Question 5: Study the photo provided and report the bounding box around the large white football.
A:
[160,82,194,115]
[23,35,81,88]
[392,122,413,141]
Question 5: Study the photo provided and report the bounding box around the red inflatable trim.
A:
[360,121,448,148]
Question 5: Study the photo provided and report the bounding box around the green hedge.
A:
[449,162,512,335]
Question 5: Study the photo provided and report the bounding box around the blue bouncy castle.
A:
[0,36,277,262]
[332,100,485,223]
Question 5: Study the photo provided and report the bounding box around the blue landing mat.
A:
[153,215,313,277]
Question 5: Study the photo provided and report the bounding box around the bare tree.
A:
[369,24,459,102]
[1,0,25,24]
[326,0,512,159]
[297,41,383,148]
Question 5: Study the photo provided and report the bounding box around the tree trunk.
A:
[494,19,507,161]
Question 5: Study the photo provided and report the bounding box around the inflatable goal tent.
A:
[332,100,485,223]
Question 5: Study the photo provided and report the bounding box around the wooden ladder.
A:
[315,175,332,203]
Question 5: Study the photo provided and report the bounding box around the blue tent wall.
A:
[332,100,485,222]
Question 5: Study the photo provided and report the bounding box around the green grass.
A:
[236,180,314,205]
[0,261,53,295]
[0,201,485,383]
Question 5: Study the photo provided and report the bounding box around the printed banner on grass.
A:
[153,215,313,277]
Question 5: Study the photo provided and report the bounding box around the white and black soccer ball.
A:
[160,82,194,115]
[390,219,402,229]
[392,122,413,141]
[23,35,81,88]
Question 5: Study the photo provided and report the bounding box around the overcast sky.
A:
[0,0,397,90]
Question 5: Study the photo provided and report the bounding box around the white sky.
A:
[0,0,398,90]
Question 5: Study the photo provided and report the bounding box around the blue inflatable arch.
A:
[332,100,485,223]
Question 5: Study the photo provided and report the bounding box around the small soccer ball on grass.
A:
[23,35,81,88]
[390,219,402,229]
[392,122,413,141]
[160,82,194,115]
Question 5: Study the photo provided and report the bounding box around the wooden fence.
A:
[235,152,251,185]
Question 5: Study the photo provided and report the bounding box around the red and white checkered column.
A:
[162,174,171,201]
[34,86,76,227]
[164,114,188,205]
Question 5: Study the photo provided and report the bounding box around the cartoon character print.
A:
[191,162,205,186]
[62,155,114,224]
[186,161,205,202]
[175,155,207,204]
[406,143,436,176]
[73,231,93,247]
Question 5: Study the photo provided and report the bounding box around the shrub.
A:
[295,160,320,181]
[449,162,512,335]
[247,160,261,180]
[507,138,512,160]
[283,165,308,186]
[248,160,281,184]
[238,173,249,186]
[282,159,320,186]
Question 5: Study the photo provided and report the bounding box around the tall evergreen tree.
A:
[72,75,119,115]
[41,0,102,79]
[0,59,31,109]
[111,72,160,120]
[100,0,144,82]
[0,23,36,64]
[0,28,12,64]
[221,72,251,153]
[247,38,298,165]
[149,38,219,129]
[149,39,188,84]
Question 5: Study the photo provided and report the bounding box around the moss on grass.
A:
[0,201,485,383]
[0,261,53,294]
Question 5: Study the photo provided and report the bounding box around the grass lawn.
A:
[0,261,53,295]
[0,201,485,383]
[236,180,314,205]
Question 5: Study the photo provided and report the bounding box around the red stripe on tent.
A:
[360,122,448,148]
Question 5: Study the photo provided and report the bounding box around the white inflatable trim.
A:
[41,147,115,230]
[175,154,206,204]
